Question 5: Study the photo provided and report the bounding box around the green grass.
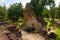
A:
[44,18,60,40]
[55,26,60,40]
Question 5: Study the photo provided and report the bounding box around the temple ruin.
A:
[23,3,42,30]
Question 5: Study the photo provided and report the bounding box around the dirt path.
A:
[21,31,45,40]
[0,29,45,40]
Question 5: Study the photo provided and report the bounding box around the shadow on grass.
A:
[57,25,60,29]
[56,37,60,40]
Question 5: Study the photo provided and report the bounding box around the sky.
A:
[0,0,60,8]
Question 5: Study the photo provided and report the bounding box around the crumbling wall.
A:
[23,3,42,29]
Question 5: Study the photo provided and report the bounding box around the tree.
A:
[42,8,50,18]
[57,4,60,19]
[0,5,8,21]
[50,7,58,18]
[49,4,55,22]
[30,0,55,19]
[8,3,23,22]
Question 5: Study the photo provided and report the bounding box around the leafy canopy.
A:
[8,3,23,22]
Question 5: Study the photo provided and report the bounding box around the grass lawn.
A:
[55,26,60,40]
[44,18,60,40]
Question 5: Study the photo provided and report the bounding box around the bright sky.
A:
[0,0,60,8]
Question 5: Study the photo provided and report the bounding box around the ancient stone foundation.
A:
[22,3,42,32]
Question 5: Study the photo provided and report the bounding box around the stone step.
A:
[0,21,10,25]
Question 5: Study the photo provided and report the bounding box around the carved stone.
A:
[23,3,42,29]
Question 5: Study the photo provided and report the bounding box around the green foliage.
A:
[42,6,59,19]
[0,5,8,21]
[8,3,23,22]
[49,5,60,19]
[42,8,50,18]
[30,0,55,16]
[56,5,60,19]
[49,7,57,19]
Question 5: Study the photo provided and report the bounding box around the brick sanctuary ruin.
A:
[0,3,56,40]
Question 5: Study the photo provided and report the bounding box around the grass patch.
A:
[44,18,60,40]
